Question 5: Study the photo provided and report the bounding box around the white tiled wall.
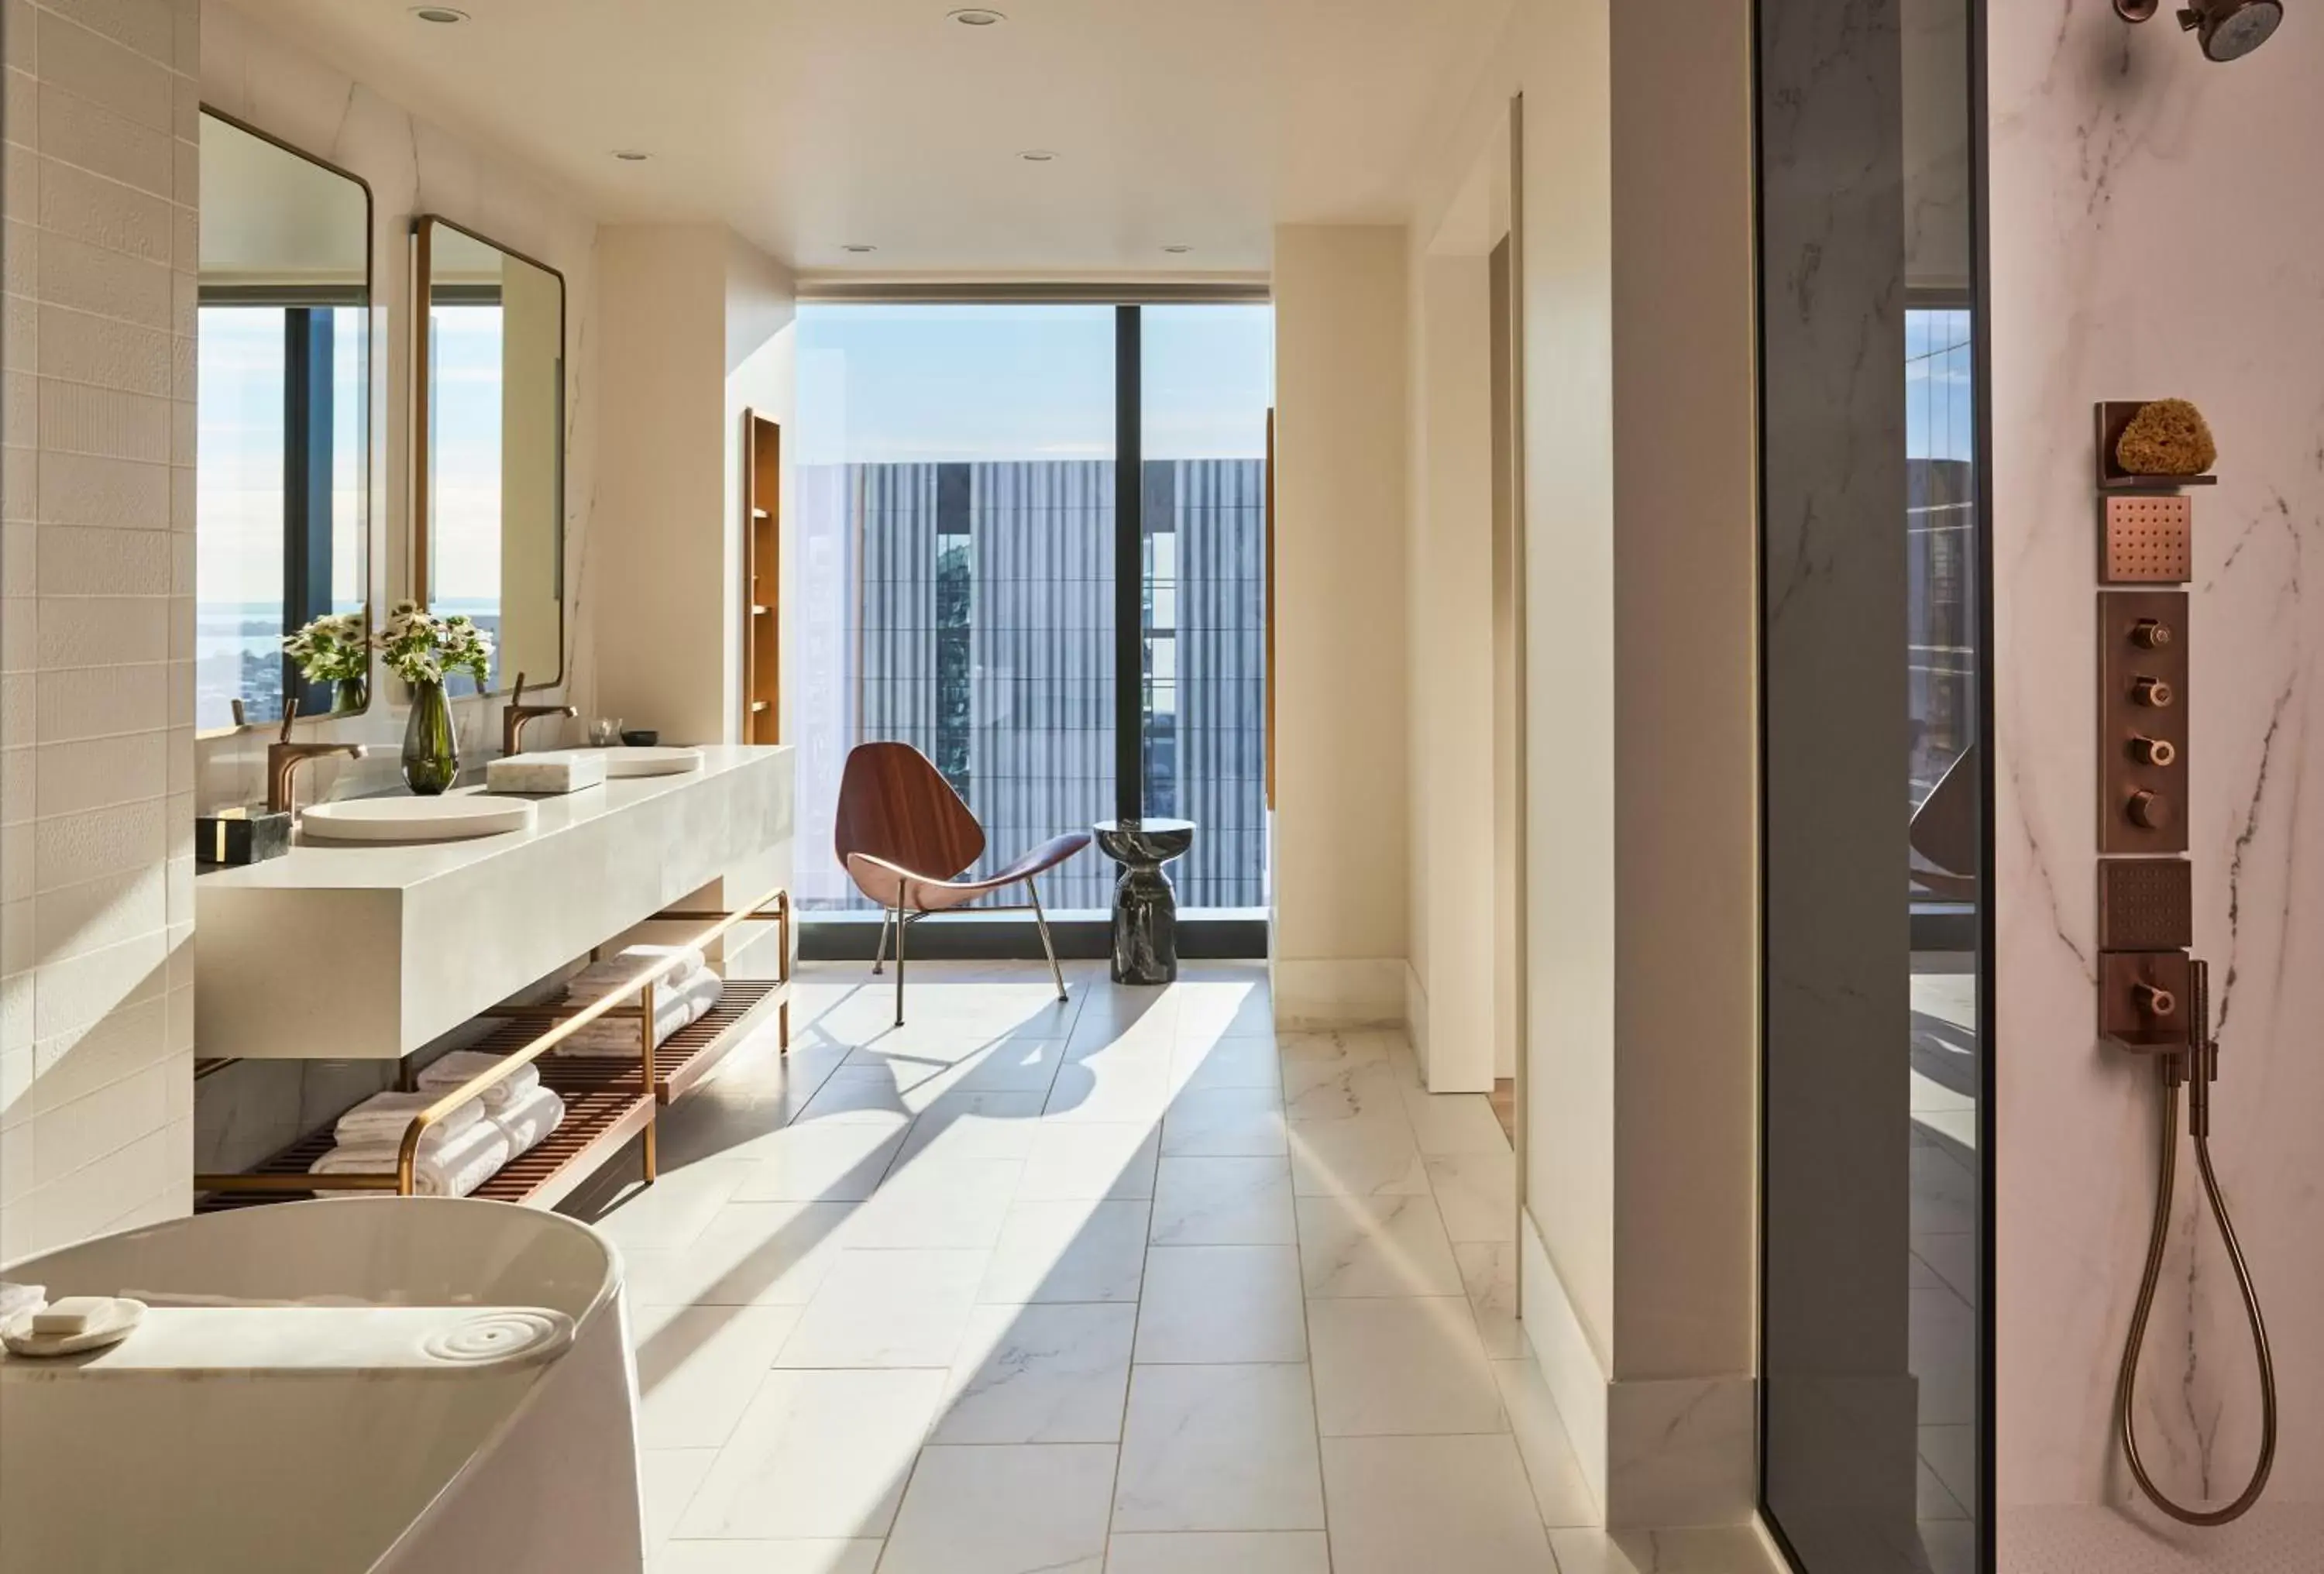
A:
[0,0,198,1261]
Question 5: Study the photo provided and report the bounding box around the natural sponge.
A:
[2116,399,2218,476]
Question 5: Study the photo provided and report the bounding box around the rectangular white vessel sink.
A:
[301,796,539,843]
[530,746,704,778]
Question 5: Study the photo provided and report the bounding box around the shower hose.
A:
[2114,960,2278,1526]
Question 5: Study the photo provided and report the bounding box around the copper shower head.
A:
[2116,0,2285,60]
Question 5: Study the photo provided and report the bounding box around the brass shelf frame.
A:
[196,887,792,1207]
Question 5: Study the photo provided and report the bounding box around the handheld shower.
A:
[2115,0,2286,61]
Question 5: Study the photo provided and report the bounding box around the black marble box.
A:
[196,807,293,866]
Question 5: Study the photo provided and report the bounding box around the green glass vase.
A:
[400,680,459,796]
[333,676,368,715]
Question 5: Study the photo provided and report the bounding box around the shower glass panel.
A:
[1760,2,1989,1572]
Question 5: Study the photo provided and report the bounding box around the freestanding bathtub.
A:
[0,1199,645,1574]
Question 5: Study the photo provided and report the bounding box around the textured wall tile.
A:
[165,455,187,529]
[3,291,33,371]
[1,598,29,672]
[31,1057,165,1184]
[39,78,170,197]
[33,792,164,891]
[37,593,167,667]
[37,377,170,462]
[37,303,172,396]
[29,985,161,1109]
[35,9,170,135]
[36,728,167,813]
[4,65,31,148]
[0,957,29,1050]
[3,450,36,523]
[4,217,33,295]
[3,0,32,72]
[31,923,163,1038]
[36,448,167,528]
[0,822,26,904]
[0,669,28,734]
[36,152,168,261]
[2,369,29,447]
[38,521,170,593]
[41,0,176,69]
[4,140,33,222]
[33,658,167,740]
[37,228,170,328]
[0,741,26,822]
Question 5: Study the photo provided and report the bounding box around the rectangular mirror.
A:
[414,215,566,695]
[196,109,371,730]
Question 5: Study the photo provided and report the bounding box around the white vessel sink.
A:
[301,796,538,844]
[534,746,704,778]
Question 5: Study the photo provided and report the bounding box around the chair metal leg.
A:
[871,910,891,974]
[1028,878,1067,1003]
[892,895,908,1028]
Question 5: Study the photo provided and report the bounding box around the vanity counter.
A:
[197,744,795,1060]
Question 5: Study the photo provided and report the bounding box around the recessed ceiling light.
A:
[948,7,1007,25]
[1162,245,1193,254]
[842,244,878,254]
[1018,149,1057,163]
[612,149,651,162]
[410,5,469,22]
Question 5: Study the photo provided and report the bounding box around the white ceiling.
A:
[228,0,1511,277]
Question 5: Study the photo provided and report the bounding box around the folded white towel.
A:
[557,965,724,1057]
[490,1083,567,1159]
[568,944,706,998]
[308,1118,513,1198]
[335,1090,485,1147]
[415,1050,541,1112]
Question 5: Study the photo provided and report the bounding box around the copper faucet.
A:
[266,699,366,815]
[502,672,576,756]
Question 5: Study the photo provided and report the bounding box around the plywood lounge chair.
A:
[835,741,1093,1026]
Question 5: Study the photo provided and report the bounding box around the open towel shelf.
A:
[196,888,792,1210]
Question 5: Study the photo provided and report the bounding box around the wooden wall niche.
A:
[744,411,781,742]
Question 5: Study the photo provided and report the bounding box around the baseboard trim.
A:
[1520,1208,1612,1514]
[1270,957,1408,1029]
[1404,961,1431,1071]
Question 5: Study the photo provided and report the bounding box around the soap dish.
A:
[486,751,609,796]
[3,1295,144,1357]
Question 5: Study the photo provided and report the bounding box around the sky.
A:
[796,302,1274,469]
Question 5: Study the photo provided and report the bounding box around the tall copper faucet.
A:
[266,699,366,815]
[502,672,576,756]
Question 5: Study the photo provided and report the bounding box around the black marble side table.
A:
[1093,818,1195,985]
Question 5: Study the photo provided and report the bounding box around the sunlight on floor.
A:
[561,960,1772,1572]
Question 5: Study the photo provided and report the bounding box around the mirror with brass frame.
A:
[196,108,372,730]
[413,215,566,695]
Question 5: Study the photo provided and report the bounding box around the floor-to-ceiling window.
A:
[794,299,1274,931]
[1760,1,1989,1571]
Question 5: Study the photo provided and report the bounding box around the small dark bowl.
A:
[621,730,659,747]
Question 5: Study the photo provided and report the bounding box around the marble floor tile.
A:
[1286,1114,1430,1198]
[1281,1057,1410,1123]
[577,1157,749,1249]
[1172,975,1277,1042]
[727,1120,908,1203]
[880,1443,1117,1574]
[934,1301,1137,1445]
[621,1200,856,1308]
[1017,1121,1161,1201]
[639,1447,717,1548]
[1547,1527,1775,1574]
[891,1091,1050,1165]
[978,1198,1152,1304]
[1161,1084,1288,1156]
[775,1247,988,1368]
[1103,1531,1331,1573]
[1113,1363,1326,1533]
[1172,1034,1284,1091]
[1918,1459,1968,1521]
[1458,1241,1525,1358]
[656,1541,884,1574]
[1150,1156,1298,1246]
[1918,1521,1975,1574]
[792,1065,926,1125]
[675,1366,947,1540]
[1320,1434,1551,1574]
[1400,1085,1512,1155]
[635,1304,800,1449]
[1493,1356,1600,1527]
[651,1079,834,1168]
[1909,1144,1978,1235]
[1136,1245,1308,1364]
[841,1155,1023,1249]
[1295,1191,1464,1297]
[1920,1423,1976,1514]
[1045,1054,1177,1124]
[1307,1297,1505,1437]
[1425,1149,1517,1242]
[1911,1230,1975,1302]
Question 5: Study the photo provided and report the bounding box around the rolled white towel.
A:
[415,1050,541,1112]
[567,944,706,998]
[490,1083,566,1159]
[556,965,723,1057]
[308,1118,512,1198]
[335,1089,485,1147]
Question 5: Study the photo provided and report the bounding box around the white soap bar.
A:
[29,1296,111,1335]
[486,751,608,795]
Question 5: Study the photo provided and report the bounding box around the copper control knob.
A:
[2136,981,2178,1019]
[2131,618,2174,650]
[2133,676,2175,708]
[2126,789,2171,831]
[2132,735,2177,768]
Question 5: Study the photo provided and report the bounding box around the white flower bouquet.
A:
[281,612,371,685]
[377,600,494,690]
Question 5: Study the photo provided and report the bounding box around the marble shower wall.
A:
[192,0,601,1170]
[194,0,601,816]
[1992,0,2324,1514]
